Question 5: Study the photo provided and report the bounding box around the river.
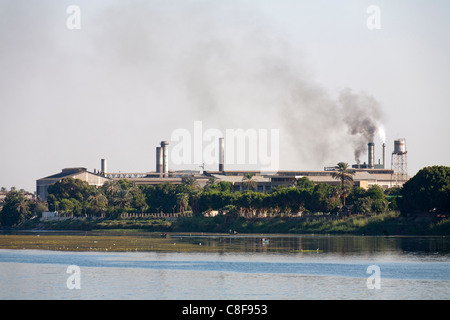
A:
[0,233,449,300]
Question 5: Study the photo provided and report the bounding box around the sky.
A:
[0,0,449,192]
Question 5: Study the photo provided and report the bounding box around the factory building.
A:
[36,167,111,202]
[105,171,210,188]
[204,168,399,192]
[36,138,408,203]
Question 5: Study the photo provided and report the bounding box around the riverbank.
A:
[13,211,450,236]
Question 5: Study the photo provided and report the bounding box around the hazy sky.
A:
[1,0,449,192]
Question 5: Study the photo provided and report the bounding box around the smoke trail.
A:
[80,1,387,168]
[156,3,386,168]
[339,89,385,163]
[377,124,386,144]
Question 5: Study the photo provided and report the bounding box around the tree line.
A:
[1,165,449,227]
[41,174,394,218]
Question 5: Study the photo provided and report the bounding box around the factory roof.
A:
[352,171,378,181]
[37,168,90,181]
[113,177,183,185]
[370,173,410,181]
[211,174,271,183]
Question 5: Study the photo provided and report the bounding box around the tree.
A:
[216,181,233,192]
[129,186,148,213]
[400,166,450,215]
[347,186,367,205]
[102,180,121,207]
[365,185,388,214]
[367,185,385,201]
[46,178,97,215]
[338,185,353,208]
[47,178,93,203]
[59,198,75,215]
[86,193,108,215]
[354,197,373,214]
[331,162,355,207]
[177,192,189,215]
[183,177,200,191]
[242,173,257,191]
[142,182,178,213]
[372,198,388,214]
[30,201,47,217]
[308,183,340,213]
[235,191,260,217]
[101,179,147,213]
[270,187,306,215]
[385,187,401,210]
[113,188,133,212]
[296,177,315,190]
[204,176,218,190]
[0,190,31,227]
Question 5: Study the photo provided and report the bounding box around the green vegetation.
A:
[331,161,354,207]
[0,233,227,252]
[16,211,449,236]
[1,164,449,235]
[399,166,450,216]
[170,211,449,235]
[0,190,33,227]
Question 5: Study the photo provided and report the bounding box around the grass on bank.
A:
[18,211,450,236]
[173,211,450,235]
[0,233,228,252]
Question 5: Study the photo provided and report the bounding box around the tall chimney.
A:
[101,159,107,175]
[156,147,163,174]
[161,141,169,177]
[382,143,386,169]
[368,142,375,169]
[218,137,224,172]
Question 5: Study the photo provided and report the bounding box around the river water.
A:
[0,233,449,300]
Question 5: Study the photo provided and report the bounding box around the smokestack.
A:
[101,159,107,175]
[161,141,169,177]
[218,137,224,172]
[382,143,386,169]
[156,147,163,174]
[368,142,375,169]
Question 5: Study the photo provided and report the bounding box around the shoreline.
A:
[1,229,448,254]
[6,211,450,237]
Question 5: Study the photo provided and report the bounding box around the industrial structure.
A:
[36,167,110,202]
[352,142,386,169]
[218,137,225,172]
[391,138,408,187]
[36,138,409,202]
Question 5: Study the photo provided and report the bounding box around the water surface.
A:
[0,233,449,299]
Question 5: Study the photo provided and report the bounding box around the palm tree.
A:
[114,189,133,211]
[242,173,257,191]
[183,177,200,190]
[15,197,31,223]
[205,176,218,189]
[331,162,355,207]
[87,194,108,215]
[102,180,121,207]
[176,192,189,215]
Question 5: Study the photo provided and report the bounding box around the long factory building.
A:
[36,139,407,202]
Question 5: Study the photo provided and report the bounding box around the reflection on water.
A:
[0,233,449,300]
[0,231,448,256]
[170,234,450,256]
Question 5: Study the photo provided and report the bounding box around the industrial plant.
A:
[36,137,409,202]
